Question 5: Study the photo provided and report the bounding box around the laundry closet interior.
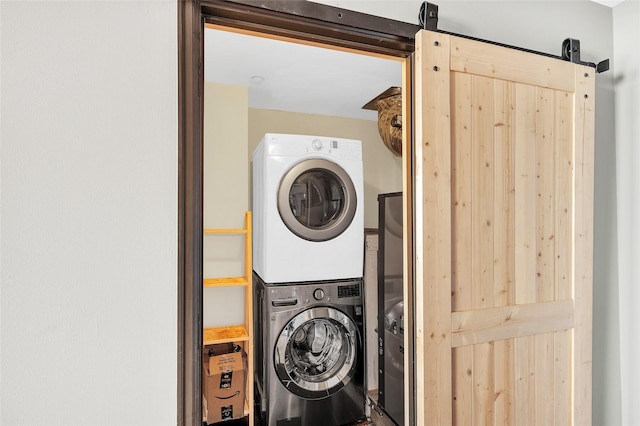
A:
[202,24,407,426]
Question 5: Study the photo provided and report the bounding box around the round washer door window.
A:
[273,306,358,400]
[278,159,357,242]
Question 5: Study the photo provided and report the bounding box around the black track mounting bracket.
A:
[597,59,610,73]
[562,38,610,73]
[562,38,582,63]
[419,2,438,31]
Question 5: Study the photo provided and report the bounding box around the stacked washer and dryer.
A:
[252,133,366,426]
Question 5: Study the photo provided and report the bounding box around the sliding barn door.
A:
[413,30,594,425]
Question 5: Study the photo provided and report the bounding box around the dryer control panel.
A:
[262,133,362,161]
[304,137,361,161]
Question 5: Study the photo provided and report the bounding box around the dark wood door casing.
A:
[178,2,204,425]
[177,1,417,425]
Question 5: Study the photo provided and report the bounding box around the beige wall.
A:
[203,82,248,327]
[204,82,249,229]
[249,108,403,228]
[202,86,402,328]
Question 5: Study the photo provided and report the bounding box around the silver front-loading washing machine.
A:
[254,274,365,426]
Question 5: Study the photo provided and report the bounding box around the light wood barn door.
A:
[413,30,594,426]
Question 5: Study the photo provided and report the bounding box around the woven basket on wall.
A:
[375,94,403,157]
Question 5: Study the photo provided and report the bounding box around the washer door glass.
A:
[278,159,357,242]
[274,306,358,399]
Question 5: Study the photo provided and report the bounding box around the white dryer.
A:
[253,133,364,283]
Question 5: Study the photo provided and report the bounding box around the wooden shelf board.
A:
[203,276,248,287]
[203,325,249,345]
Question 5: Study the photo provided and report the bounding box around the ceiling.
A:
[204,28,403,122]
[590,0,624,6]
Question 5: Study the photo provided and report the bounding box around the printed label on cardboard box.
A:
[220,371,232,389]
[221,405,233,420]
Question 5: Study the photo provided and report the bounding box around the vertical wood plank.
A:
[414,34,427,426]
[492,79,515,308]
[534,332,555,425]
[494,339,514,425]
[452,71,473,313]
[453,345,474,426]
[514,83,537,305]
[554,329,572,425]
[473,342,495,425]
[471,75,495,312]
[534,88,556,425]
[514,83,537,426]
[414,30,453,426]
[493,79,515,426]
[470,74,495,426]
[515,336,536,425]
[554,89,574,426]
[535,87,556,303]
[554,90,573,302]
[451,70,473,426]
[573,65,595,426]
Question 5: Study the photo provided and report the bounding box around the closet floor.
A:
[206,393,399,426]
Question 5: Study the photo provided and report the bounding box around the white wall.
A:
[0,2,177,425]
[315,1,619,423]
[613,2,640,425]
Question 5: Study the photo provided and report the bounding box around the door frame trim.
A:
[177,1,418,424]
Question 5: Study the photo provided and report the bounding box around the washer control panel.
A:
[265,279,362,312]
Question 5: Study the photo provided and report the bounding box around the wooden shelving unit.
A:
[203,211,253,426]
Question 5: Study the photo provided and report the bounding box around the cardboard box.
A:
[203,344,246,424]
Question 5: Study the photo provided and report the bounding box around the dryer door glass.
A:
[278,159,357,242]
[274,306,358,399]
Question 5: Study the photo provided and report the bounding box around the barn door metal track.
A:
[419,2,610,73]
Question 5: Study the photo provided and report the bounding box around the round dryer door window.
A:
[273,306,358,400]
[278,159,357,242]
